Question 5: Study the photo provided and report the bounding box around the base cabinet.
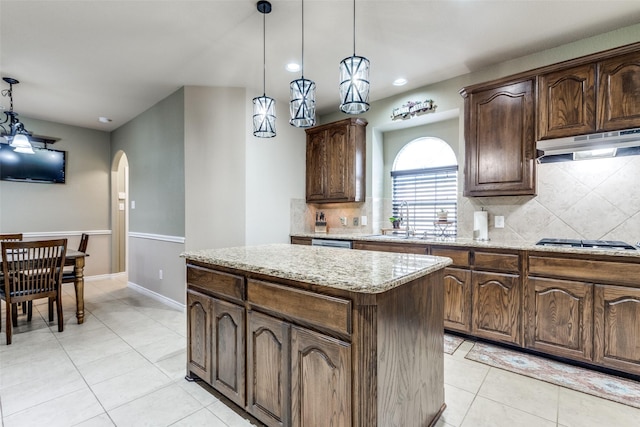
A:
[187,290,212,382]
[442,267,472,333]
[525,277,593,362]
[594,285,640,375]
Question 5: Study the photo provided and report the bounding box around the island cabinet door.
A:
[524,277,593,362]
[290,326,351,427]
[472,271,522,345]
[247,311,291,427]
[594,284,640,375]
[187,289,212,382]
[211,298,246,407]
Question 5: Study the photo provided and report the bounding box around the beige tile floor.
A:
[1,276,640,427]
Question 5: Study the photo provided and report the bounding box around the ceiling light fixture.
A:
[289,0,316,128]
[0,77,34,154]
[339,0,370,114]
[253,0,276,138]
[286,63,300,73]
[393,78,408,86]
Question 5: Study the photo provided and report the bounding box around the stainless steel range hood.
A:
[537,127,640,157]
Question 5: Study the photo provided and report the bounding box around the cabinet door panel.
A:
[247,311,290,427]
[291,327,351,427]
[598,51,640,131]
[525,277,593,361]
[443,267,472,333]
[326,125,350,200]
[212,298,246,407]
[465,79,535,196]
[187,290,212,382]
[538,64,596,139]
[305,131,326,202]
[472,271,522,345]
[594,285,640,375]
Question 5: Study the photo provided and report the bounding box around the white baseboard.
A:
[127,281,185,311]
[85,273,124,282]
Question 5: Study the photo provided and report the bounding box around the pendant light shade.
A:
[289,0,316,128]
[1,77,35,154]
[253,0,276,138]
[339,0,370,114]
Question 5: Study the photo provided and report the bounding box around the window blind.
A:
[391,165,458,237]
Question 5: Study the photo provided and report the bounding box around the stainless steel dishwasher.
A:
[311,239,353,249]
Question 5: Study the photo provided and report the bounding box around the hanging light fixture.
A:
[0,77,35,154]
[339,0,370,114]
[289,0,316,128]
[253,1,276,138]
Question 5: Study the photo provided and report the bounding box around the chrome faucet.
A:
[400,200,410,238]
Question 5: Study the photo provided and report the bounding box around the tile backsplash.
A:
[291,155,640,244]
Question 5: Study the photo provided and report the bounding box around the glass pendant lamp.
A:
[253,1,276,138]
[339,0,370,114]
[289,0,316,127]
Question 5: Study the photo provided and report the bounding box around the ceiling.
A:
[1,0,640,132]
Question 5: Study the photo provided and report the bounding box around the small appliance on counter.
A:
[314,211,327,233]
[473,210,489,241]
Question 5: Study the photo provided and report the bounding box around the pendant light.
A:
[253,1,276,138]
[289,0,316,128]
[339,0,370,114]
[0,77,35,154]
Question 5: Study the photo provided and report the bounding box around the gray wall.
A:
[0,117,112,276]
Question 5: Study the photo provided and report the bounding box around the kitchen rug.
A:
[444,333,464,355]
[465,341,640,409]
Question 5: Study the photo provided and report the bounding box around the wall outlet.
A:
[159,269,163,280]
[361,216,368,226]
[131,200,136,209]
[340,216,347,226]
[495,215,505,228]
[353,217,359,226]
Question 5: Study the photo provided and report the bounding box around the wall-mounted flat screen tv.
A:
[0,144,66,183]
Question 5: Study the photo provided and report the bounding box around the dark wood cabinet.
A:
[524,277,593,362]
[291,326,351,426]
[211,297,246,407]
[538,64,596,139]
[305,118,367,203]
[247,310,290,427]
[462,79,536,197]
[594,284,640,375]
[442,267,472,333]
[597,50,640,131]
[472,271,522,345]
[187,289,212,382]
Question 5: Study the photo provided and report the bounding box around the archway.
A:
[111,151,129,274]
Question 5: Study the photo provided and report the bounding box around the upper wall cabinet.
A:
[598,50,640,131]
[461,79,536,197]
[305,118,367,203]
[538,64,596,139]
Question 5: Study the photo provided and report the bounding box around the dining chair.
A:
[62,233,89,285]
[0,233,25,315]
[1,239,67,345]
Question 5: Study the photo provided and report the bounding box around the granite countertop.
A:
[182,243,452,294]
[291,233,640,259]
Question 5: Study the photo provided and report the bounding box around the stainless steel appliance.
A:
[536,238,637,250]
[311,239,353,249]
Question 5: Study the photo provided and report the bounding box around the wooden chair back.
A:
[1,239,67,305]
[0,234,23,242]
[78,233,89,253]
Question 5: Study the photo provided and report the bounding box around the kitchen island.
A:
[182,243,452,427]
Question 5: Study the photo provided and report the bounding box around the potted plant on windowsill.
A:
[389,217,402,229]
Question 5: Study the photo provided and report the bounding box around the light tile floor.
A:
[1,276,639,427]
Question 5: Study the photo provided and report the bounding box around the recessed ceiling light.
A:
[393,78,408,86]
[98,117,112,123]
[286,63,301,72]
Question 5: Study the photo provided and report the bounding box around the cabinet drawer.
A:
[430,247,470,267]
[354,241,427,254]
[187,265,245,303]
[247,280,352,337]
[474,251,520,273]
[529,256,640,287]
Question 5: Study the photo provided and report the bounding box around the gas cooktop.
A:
[536,238,637,250]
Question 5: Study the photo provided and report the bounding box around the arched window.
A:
[391,137,458,237]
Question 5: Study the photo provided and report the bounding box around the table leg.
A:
[74,256,85,324]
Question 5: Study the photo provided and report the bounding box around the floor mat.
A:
[444,333,464,355]
[465,341,640,409]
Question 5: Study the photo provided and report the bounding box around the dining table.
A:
[63,249,88,324]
